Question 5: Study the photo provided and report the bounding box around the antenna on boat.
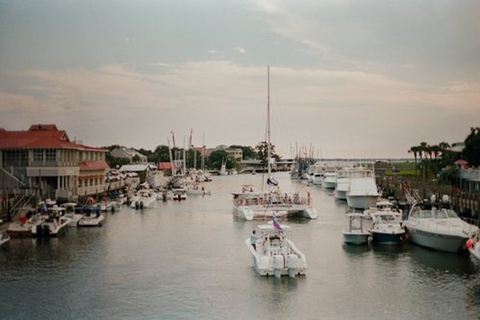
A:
[267,66,271,180]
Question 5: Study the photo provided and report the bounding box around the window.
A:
[33,149,43,161]
[45,149,56,161]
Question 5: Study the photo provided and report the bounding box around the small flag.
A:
[267,177,278,186]
[272,213,283,232]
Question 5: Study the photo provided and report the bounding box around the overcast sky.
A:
[1,0,479,159]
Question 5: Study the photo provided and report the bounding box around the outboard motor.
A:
[273,255,284,278]
[287,254,299,278]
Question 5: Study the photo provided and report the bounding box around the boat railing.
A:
[461,217,480,230]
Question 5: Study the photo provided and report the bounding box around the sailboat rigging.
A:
[231,66,317,220]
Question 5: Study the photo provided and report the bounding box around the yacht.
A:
[345,168,380,209]
[246,219,307,278]
[403,203,478,252]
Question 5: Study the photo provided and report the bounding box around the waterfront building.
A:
[110,147,148,163]
[0,124,109,201]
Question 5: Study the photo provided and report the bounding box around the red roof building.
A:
[0,124,109,200]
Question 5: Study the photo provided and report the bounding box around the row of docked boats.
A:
[343,199,480,254]
[6,202,105,239]
[304,164,381,210]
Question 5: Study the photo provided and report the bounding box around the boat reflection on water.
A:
[371,243,408,259]
[408,244,476,274]
[342,242,371,256]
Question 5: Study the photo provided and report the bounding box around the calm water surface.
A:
[1,172,480,320]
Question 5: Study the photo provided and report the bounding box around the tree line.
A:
[104,142,280,171]
[408,126,480,185]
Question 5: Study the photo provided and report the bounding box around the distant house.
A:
[110,147,147,164]
[210,145,243,161]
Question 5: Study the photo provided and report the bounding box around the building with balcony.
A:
[0,124,109,201]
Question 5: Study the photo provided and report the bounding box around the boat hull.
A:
[346,195,379,210]
[406,228,468,253]
[246,238,307,278]
[78,214,105,227]
[343,232,370,245]
[371,231,405,245]
[32,218,71,238]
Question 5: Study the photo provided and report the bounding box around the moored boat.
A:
[61,202,83,227]
[370,211,405,245]
[78,205,105,227]
[403,202,478,252]
[32,215,71,237]
[246,218,307,278]
[7,214,46,238]
[343,213,371,245]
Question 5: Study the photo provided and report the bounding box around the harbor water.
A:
[1,172,480,320]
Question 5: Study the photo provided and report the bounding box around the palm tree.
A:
[409,146,420,177]
[418,142,430,181]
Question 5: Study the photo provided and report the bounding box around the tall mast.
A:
[267,66,271,178]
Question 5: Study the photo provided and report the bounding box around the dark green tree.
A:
[208,150,227,170]
[255,141,279,170]
[463,127,480,167]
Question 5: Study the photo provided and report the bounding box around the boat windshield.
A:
[377,214,397,223]
[433,208,459,219]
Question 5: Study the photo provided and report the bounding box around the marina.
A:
[1,172,480,319]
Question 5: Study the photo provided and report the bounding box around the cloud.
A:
[234,46,246,54]
[2,61,479,157]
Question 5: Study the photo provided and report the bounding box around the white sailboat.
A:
[232,67,317,220]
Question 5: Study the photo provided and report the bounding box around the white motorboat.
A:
[7,213,46,238]
[78,205,105,227]
[246,220,307,278]
[342,213,371,245]
[0,231,10,247]
[184,183,211,196]
[129,189,157,209]
[345,168,380,209]
[363,200,402,220]
[172,188,187,200]
[370,211,405,245]
[322,171,337,189]
[312,172,324,185]
[31,207,71,238]
[61,202,83,227]
[403,203,479,252]
[334,166,359,200]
